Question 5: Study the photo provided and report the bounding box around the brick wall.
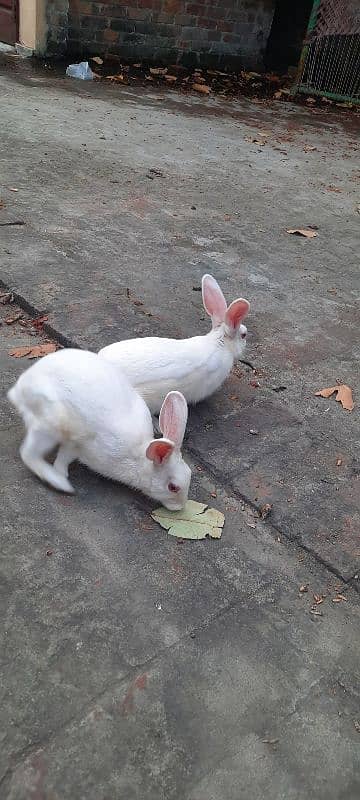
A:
[67,0,276,70]
[47,0,70,55]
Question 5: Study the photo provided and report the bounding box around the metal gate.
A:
[293,0,360,104]
[0,0,18,45]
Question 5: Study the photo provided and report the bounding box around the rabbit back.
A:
[99,332,232,413]
[10,350,153,453]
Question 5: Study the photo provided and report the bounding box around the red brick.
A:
[102,27,119,42]
[78,1,91,13]
[174,13,195,25]
[197,17,217,29]
[186,4,202,14]
[203,7,223,19]
[208,29,221,41]
[137,0,162,9]
[81,14,107,29]
[127,7,152,20]
[216,20,234,32]
[156,11,175,23]
[93,3,128,16]
[163,0,183,12]
[223,32,240,43]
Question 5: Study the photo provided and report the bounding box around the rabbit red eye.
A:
[168,482,180,493]
[241,332,246,339]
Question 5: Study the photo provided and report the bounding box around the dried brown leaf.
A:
[4,312,22,325]
[150,67,168,76]
[303,145,317,152]
[259,503,272,519]
[9,346,32,358]
[299,584,309,593]
[105,74,124,82]
[27,342,58,359]
[192,83,210,95]
[91,56,103,65]
[326,185,342,193]
[31,315,48,331]
[286,228,318,238]
[262,738,279,745]
[9,342,57,359]
[273,88,290,99]
[0,292,13,304]
[315,384,354,412]
[241,70,261,80]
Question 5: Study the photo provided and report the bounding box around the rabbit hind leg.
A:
[20,426,75,493]
[53,443,78,479]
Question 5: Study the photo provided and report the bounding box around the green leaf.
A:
[151,499,225,540]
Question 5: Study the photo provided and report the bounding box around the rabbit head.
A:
[202,274,250,359]
[146,391,191,511]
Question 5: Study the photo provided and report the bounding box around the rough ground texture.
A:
[0,54,359,799]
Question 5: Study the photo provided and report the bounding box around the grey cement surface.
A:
[0,55,360,798]
[1,302,360,799]
[0,56,359,580]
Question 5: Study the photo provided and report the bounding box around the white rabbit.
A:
[8,349,191,510]
[99,274,250,414]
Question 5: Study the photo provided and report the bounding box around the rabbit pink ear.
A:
[159,391,188,448]
[202,274,227,328]
[225,298,250,331]
[146,438,174,465]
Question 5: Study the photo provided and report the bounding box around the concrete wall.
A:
[67,0,276,70]
[18,0,47,53]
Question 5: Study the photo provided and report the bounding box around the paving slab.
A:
[1,56,359,582]
[1,296,360,800]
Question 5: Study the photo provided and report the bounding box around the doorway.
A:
[0,0,18,45]
[265,0,313,72]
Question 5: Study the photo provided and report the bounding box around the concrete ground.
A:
[0,55,359,799]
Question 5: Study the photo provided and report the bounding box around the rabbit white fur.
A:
[99,274,250,414]
[8,349,191,510]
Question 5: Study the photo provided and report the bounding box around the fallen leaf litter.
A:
[315,384,354,412]
[151,500,225,540]
[9,342,58,359]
